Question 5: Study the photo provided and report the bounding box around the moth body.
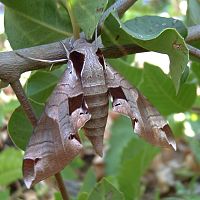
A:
[70,39,109,156]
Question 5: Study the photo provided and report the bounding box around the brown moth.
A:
[23,38,176,188]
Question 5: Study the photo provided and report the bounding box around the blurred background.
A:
[0,0,200,199]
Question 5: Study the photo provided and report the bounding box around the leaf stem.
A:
[66,0,80,39]
[10,79,70,200]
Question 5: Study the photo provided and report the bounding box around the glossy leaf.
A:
[8,100,44,150]
[102,14,188,91]
[108,58,143,87]
[0,100,19,126]
[186,0,200,25]
[1,0,72,49]
[0,148,23,186]
[26,71,59,103]
[72,0,108,39]
[88,178,125,200]
[139,63,196,115]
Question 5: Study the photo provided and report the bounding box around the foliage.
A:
[0,0,200,199]
[0,148,23,186]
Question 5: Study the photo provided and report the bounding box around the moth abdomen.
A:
[83,91,109,157]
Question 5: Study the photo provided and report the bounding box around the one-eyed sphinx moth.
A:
[23,39,176,188]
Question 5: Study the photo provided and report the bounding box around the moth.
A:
[23,39,176,188]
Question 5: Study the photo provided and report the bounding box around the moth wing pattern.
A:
[105,64,176,150]
[23,60,91,188]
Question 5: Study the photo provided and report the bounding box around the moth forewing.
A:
[23,58,91,188]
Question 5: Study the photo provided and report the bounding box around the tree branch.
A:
[186,24,200,42]
[1,23,200,83]
[0,39,146,83]
[1,39,200,84]
[0,39,71,83]
[102,43,147,58]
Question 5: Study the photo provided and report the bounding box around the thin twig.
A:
[191,107,200,115]
[10,80,70,200]
[188,44,200,59]
[10,80,38,126]
[117,0,138,17]
[98,0,138,33]
[55,173,70,200]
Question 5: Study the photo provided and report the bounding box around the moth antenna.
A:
[60,41,70,58]
[15,52,67,64]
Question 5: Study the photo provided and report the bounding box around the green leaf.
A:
[0,100,19,126]
[168,116,185,138]
[187,136,200,163]
[26,71,59,103]
[117,138,159,200]
[0,189,9,200]
[107,58,143,87]
[105,116,133,175]
[1,0,72,49]
[61,166,78,180]
[88,178,124,200]
[191,62,200,85]
[139,63,196,115]
[77,192,89,200]
[0,148,23,186]
[72,0,108,39]
[102,14,188,92]
[186,0,200,25]
[8,100,44,150]
[79,168,96,195]
[54,192,62,200]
